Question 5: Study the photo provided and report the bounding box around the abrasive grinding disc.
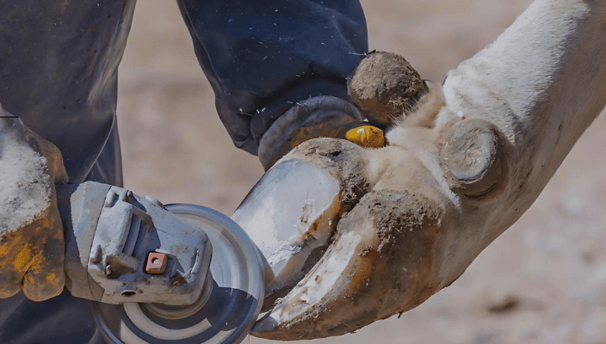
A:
[92,204,265,344]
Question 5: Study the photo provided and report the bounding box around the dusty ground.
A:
[117,1,606,343]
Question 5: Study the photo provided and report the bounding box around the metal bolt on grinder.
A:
[57,182,265,344]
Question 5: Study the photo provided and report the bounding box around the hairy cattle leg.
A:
[248,0,606,339]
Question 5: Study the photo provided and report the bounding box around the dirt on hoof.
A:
[349,51,429,127]
[289,137,371,211]
[254,189,447,341]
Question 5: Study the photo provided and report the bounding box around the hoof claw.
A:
[440,119,506,198]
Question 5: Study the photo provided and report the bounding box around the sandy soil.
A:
[117,1,606,343]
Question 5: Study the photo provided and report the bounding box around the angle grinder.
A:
[56,182,266,344]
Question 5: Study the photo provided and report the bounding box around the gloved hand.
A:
[0,106,68,301]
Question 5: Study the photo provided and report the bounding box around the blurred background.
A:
[117,1,606,343]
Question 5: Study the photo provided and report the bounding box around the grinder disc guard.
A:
[92,204,265,344]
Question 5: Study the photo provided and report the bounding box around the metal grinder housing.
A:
[57,182,265,344]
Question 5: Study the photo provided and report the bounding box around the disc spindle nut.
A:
[145,252,168,274]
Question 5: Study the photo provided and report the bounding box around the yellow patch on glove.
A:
[0,116,67,301]
[345,125,385,148]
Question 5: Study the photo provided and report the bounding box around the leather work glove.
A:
[0,105,68,301]
[236,0,606,334]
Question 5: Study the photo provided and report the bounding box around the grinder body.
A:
[56,182,265,344]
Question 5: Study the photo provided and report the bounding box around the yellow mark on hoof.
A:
[345,125,385,148]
